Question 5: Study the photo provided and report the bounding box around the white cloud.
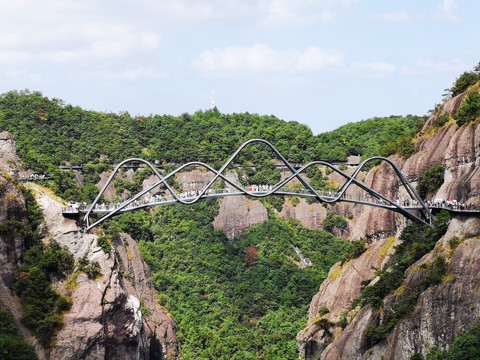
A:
[0,22,160,64]
[0,50,30,63]
[143,0,357,28]
[372,11,415,23]
[350,61,396,78]
[261,0,358,28]
[296,47,344,71]
[82,67,167,84]
[401,58,467,76]
[435,0,460,23]
[193,44,344,73]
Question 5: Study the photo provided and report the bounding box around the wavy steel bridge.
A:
[80,139,433,231]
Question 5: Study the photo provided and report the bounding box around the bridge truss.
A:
[84,139,433,231]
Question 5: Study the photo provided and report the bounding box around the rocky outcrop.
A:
[213,196,269,239]
[297,235,399,358]
[24,184,180,360]
[319,217,480,360]
[280,198,327,229]
[0,131,19,174]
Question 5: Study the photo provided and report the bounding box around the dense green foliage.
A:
[339,239,366,264]
[454,90,480,127]
[322,211,348,234]
[14,240,74,347]
[432,112,451,129]
[0,308,38,360]
[0,91,420,171]
[417,165,445,199]
[129,202,349,359]
[358,211,450,346]
[315,115,423,161]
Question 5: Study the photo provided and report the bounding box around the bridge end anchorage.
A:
[65,139,440,231]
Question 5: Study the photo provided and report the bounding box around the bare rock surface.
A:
[280,198,327,228]
[320,218,480,360]
[213,195,268,239]
[0,131,16,168]
[297,235,399,359]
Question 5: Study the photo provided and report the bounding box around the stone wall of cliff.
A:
[32,183,180,360]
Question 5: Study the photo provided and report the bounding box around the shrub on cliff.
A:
[417,165,445,199]
[14,240,74,347]
[454,90,480,127]
[0,308,38,360]
[448,62,480,97]
[360,211,450,346]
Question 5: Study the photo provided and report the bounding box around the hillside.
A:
[0,93,422,359]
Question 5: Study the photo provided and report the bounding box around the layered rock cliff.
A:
[297,90,480,359]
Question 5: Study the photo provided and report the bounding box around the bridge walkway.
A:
[62,187,480,218]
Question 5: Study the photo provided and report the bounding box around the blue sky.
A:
[0,0,479,134]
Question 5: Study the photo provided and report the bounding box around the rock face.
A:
[297,236,399,358]
[213,196,269,239]
[280,198,327,229]
[297,90,480,359]
[28,185,180,360]
[0,131,19,174]
[319,217,480,360]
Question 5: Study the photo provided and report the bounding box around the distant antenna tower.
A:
[211,90,216,110]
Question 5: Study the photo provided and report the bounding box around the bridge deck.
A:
[62,188,480,217]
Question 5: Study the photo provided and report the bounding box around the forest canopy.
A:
[0,90,422,173]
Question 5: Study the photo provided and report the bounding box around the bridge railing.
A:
[74,187,419,214]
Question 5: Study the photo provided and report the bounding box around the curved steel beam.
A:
[84,139,432,230]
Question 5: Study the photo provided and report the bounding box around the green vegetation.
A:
[315,115,424,162]
[0,308,38,360]
[454,90,480,127]
[417,165,445,199]
[322,211,348,234]
[14,240,74,347]
[380,134,416,159]
[447,62,480,97]
[339,239,366,264]
[0,91,423,200]
[131,202,349,359]
[432,111,451,129]
[77,255,101,279]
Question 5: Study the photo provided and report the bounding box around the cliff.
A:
[0,135,179,360]
[297,90,480,359]
[31,184,179,360]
